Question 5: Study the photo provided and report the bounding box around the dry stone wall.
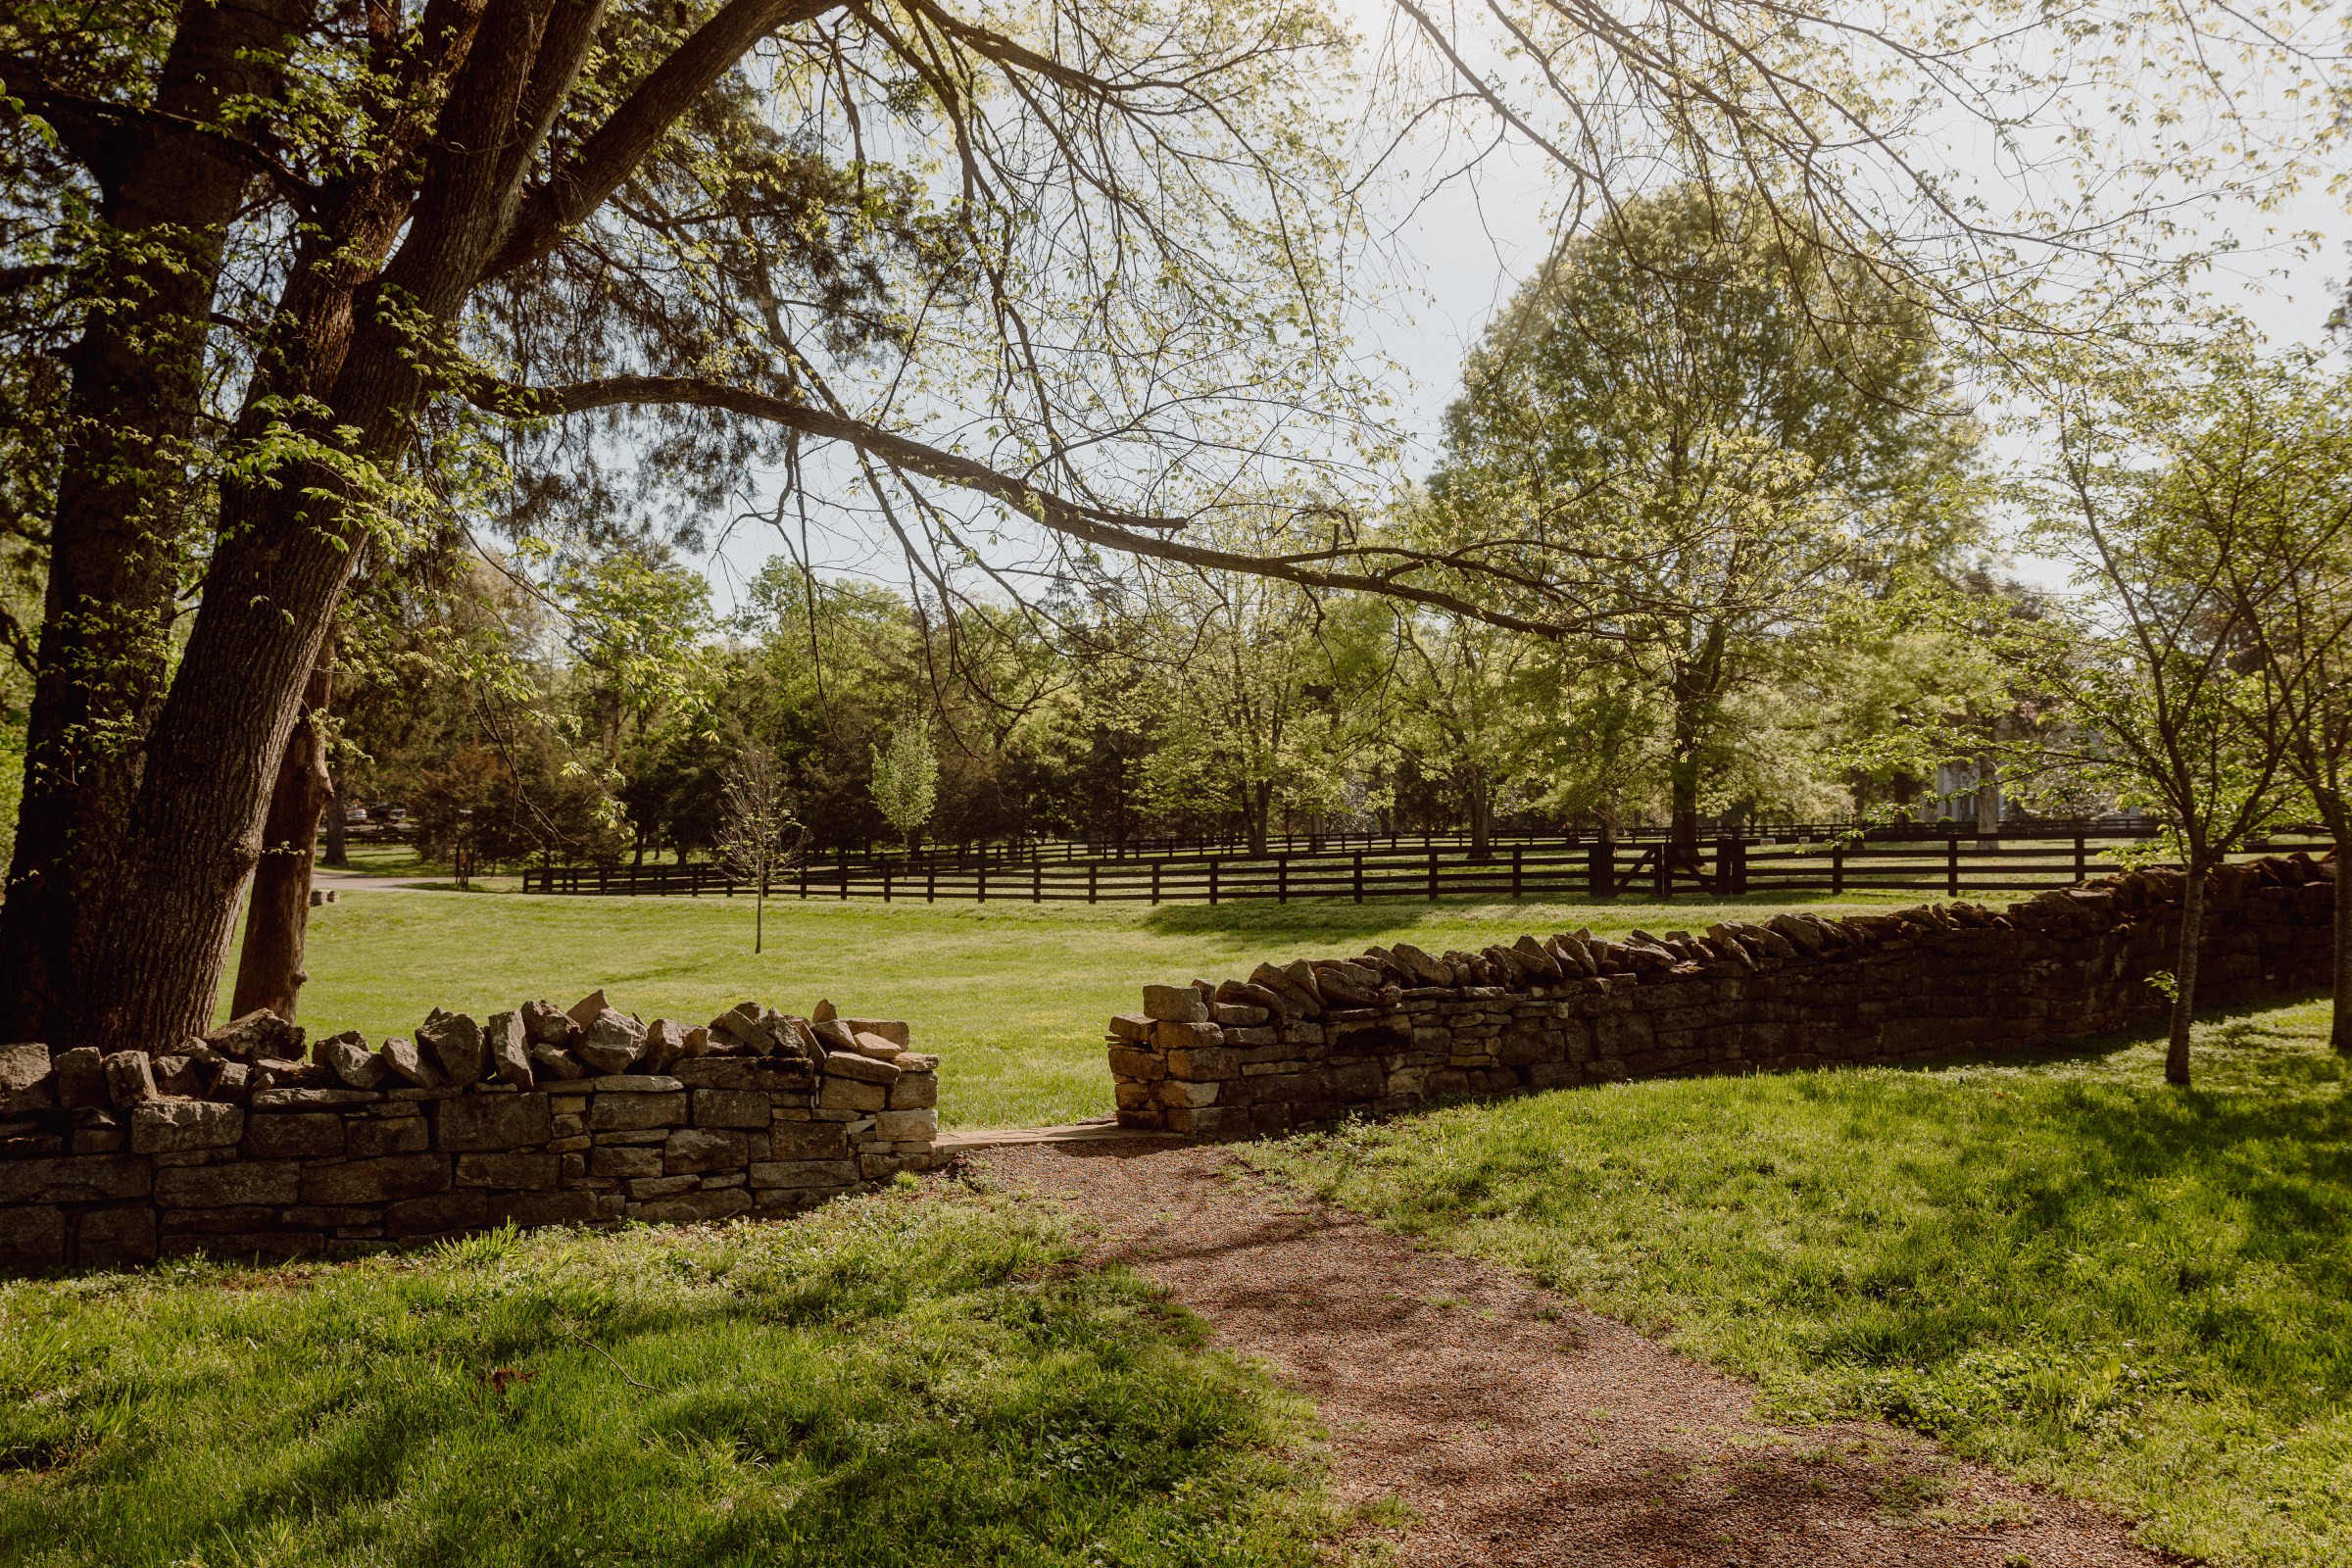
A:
[0,992,942,1271]
[1109,855,2337,1137]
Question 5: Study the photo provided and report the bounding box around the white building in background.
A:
[1922,760,1998,826]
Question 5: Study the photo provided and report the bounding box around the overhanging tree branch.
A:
[484,0,849,277]
[466,371,1594,637]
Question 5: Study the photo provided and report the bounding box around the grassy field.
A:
[0,1184,1334,1567]
[261,889,1919,1127]
[1253,996,2352,1568]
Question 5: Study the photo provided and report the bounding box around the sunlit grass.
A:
[0,1186,1332,1567]
[1253,996,2352,1568]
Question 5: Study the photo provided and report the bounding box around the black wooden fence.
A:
[517,829,2333,905]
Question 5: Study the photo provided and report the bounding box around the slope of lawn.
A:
[1252,997,2352,1568]
[0,1184,1332,1568]
[260,888,1918,1127]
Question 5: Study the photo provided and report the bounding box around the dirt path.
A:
[977,1142,2176,1568]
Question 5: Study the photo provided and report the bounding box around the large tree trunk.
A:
[1245,779,1272,858]
[321,794,351,868]
[1668,763,1701,874]
[0,0,316,1046]
[2333,840,2351,1057]
[1974,751,1999,835]
[1465,768,1494,861]
[67,0,596,1048]
[2166,863,2205,1087]
[228,662,333,1022]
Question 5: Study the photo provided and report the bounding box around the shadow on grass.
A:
[1136,888,1895,941]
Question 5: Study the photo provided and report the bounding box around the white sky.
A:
[693,7,2352,613]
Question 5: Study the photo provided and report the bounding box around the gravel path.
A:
[977,1142,2178,1568]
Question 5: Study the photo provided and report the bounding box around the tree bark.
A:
[228,662,334,1021]
[2333,843,2351,1057]
[321,794,350,868]
[71,0,573,1048]
[0,0,317,1046]
[2166,864,2205,1087]
[1974,751,1999,835]
[1245,779,1272,858]
[1465,768,1494,861]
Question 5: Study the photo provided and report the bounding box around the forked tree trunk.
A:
[228,663,333,1022]
[67,0,593,1049]
[2166,864,2206,1087]
[0,0,317,1047]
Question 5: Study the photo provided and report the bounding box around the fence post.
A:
[1832,843,1844,896]
[1511,844,1523,900]
[883,865,892,904]
[839,860,849,901]
[1033,864,1042,903]
[978,867,988,904]
[1089,863,1099,904]
[1947,833,1960,898]
[1278,854,1289,905]
[1713,835,1742,896]
[799,861,808,900]
[1353,853,1364,904]
[1588,839,1613,900]
[1652,848,1669,899]
[927,867,936,904]
[1208,858,1219,906]
[2074,833,2086,882]
[1427,845,1439,901]
[1152,861,1161,905]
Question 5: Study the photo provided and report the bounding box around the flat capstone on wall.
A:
[1108,855,2337,1137]
[0,992,942,1271]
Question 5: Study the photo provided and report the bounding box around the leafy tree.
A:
[2198,352,2352,1054]
[1428,183,1983,868]
[2019,344,2299,1086]
[869,715,939,851]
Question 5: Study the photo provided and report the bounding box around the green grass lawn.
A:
[262,889,1922,1127]
[1251,997,2352,1568]
[0,1184,1333,1567]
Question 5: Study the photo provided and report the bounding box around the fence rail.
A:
[518,830,2335,905]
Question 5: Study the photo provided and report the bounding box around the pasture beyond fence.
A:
[517,829,2336,905]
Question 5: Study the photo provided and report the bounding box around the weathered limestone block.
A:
[767,1123,851,1160]
[589,1091,687,1131]
[691,1089,771,1128]
[417,1012,488,1086]
[874,1109,937,1142]
[155,1162,300,1208]
[886,1072,937,1110]
[817,1076,887,1112]
[130,1101,243,1154]
[1142,984,1209,1023]
[576,1009,647,1074]
[456,1152,560,1189]
[821,1051,898,1086]
[591,1145,664,1179]
[663,1128,747,1174]
[348,1115,430,1157]
[438,1092,554,1152]
[318,1031,390,1090]
[301,1153,451,1205]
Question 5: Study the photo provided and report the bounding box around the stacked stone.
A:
[0,992,942,1271]
[1108,854,2337,1138]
